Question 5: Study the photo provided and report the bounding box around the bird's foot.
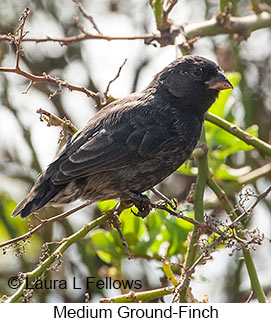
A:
[123,192,152,218]
[150,187,177,211]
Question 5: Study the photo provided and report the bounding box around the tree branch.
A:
[207,176,266,303]
[0,201,91,250]
[72,0,102,34]
[100,286,173,303]
[0,66,103,107]
[14,8,30,68]
[205,112,271,157]
[4,202,128,303]
[230,185,271,228]
[36,108,78,136]
[172,251,207,302]
[103,58,127,102]
[1,11,270,47]
[184,11,271,40]
[179,127,209,302]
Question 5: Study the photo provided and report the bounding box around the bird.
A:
[12,55,232,219]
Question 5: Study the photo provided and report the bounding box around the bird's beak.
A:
[205,71,233,90]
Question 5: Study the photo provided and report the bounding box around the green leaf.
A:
[158,211,192,256]
[119,209,143,237]
[96,250,113,264]
[150,0,164,28]
[205,73,258,175]
[177,162,197,176]
[90,229,113,249]
[97,200,117,212]
[90,229,121,264]
[207,124,258,175]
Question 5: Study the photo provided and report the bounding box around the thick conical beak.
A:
[205,71,233,90]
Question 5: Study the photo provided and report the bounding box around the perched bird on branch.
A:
[12,55,232,218]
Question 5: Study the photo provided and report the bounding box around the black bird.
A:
[12,55,232,218]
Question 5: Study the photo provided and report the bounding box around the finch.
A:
[12,55,232,218]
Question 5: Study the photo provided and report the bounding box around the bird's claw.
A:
[171,198,178,210]
[124,192,152,218]
[155,198,177,211]
[150,187,177,210]
[131,203,151,218]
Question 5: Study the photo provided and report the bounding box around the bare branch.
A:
[4,207,118,303]
[246,290,254,303]
[73,16,88,34]
[184,11,271,41]
[171,251,207,302]
[151,187,177,210]
[108,212,133,259]
[0,201,91,250]
[14,8,30,68]
[72,0,102,34]
[104,58,127,101]
[16,32,156,45]
[163,0,178,26]
[151,200,206,228]
[0,66,103,108]
[0,11,269,48]
[230,185,271,228]
[22,80,33,94]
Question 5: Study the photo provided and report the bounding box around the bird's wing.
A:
[51,103,172,185]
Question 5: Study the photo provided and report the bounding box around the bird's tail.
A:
[11,177,60,218]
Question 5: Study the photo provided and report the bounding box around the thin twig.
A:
[109,211,133,260]
[208,176,267,303]
[0,66,102,108]
[37,108,78,136]
[73,16,88,34]
[22,80,33,94]
[230,185,271,228]
[152,202,206,228]
[4,208,117,303]
[0,201,91,249]
[100,286,173,303]
[0,8,103,107]
[15,8,30,68]
[104,58,127,101]
[0,11,269,47]
[72,0,102,34]
[246,290,254,303]
[163,0,178,26]
[171,251,207,302]
[14,32,156,45]
[150,187,177,210]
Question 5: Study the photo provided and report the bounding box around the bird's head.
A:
[153,55,233,113]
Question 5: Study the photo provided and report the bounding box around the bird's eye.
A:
[193,68,202,76]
